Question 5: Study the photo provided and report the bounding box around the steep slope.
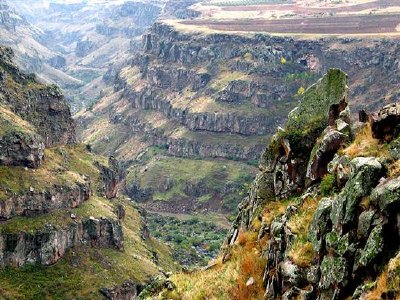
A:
[77,22,400,218]
[0,2,81,90]
[0,46,176,299]
[149,69,400,299]
[4,0,165,111]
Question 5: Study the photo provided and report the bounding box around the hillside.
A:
[2,0,165,111]
[0,46,176,299]
[148,69,400,300]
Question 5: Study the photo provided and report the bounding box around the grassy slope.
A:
[0,144,177,299]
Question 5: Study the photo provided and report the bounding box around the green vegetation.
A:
[126,153,256,212]
[147,213,227,267]
[0,204,176,299]
[0,144,107,201]
[320,174,337,196]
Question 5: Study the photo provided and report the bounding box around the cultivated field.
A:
[172,0,400,36]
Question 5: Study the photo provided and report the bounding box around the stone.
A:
[307,129,348,182]
[99,280,137,300]
[280,260,306,288]
[330,157,383,229]
[246,276,255,286]
[371,176,400,214]
[309,197,333,253]
[369,102,400,141]
[325,231,356,256]
[354,224,384,270]
[389,138,400,160]
[319,256,348,290]
[357,210,376,239]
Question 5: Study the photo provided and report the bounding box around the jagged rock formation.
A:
[0,46,76,147]
[218,69,400,299]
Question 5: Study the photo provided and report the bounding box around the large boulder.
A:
[307,129,349,182]
[369,103,400,141]
[371,176,400,214]
[330,157,383,229]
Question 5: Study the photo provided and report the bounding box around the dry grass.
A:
[343,124,388,158]
[287,197,319,235]
[364,271,389,300]
[389,159,400,177]
[288,241,314,268]
[163,229,265,300]
[261,199,292,226]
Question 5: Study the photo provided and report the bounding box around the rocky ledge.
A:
[0,217,123,267]
[0,181,91,220]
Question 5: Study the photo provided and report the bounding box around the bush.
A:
[320,174,337,196]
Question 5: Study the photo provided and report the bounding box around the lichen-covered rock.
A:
[319,256,348,290]
[99,280,137,300]
[307,129,348,182]
[280,260,307,289]
[354,224,384,270]
[330,157,383,229]
[328,154,351,187]
[389,137,400,160]
[371,176,400,214]
[357,210,376,240]
[309,197,333,253]
[325,232,355,257]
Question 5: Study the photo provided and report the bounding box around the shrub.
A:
[320,174,337,196]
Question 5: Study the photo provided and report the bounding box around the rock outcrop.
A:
[0,181,91,220]
[0,46,76,147]
[0,217,123,267]
[220,70,400,299]
[370,102,400,141]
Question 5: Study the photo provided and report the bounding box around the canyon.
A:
[0,0,399,298]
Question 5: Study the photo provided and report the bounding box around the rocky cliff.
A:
[77,22,399,215]
[0,47,176,299]
[152,69,400,299]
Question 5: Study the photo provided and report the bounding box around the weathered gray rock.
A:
[100,280,137,300]
[357,210,376,239]
[309,197,333,253]
[330,157,383,229]
[0,130,45,168]
[354,224,384,270]
[371,176,400,214]
[307,129,348,182]
[325,231,356,257]
[319,256,348,290]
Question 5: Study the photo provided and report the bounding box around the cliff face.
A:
[0,46,76,147]
[0,48,176,298]
[77,23,399,215]
[155,69,400,299]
